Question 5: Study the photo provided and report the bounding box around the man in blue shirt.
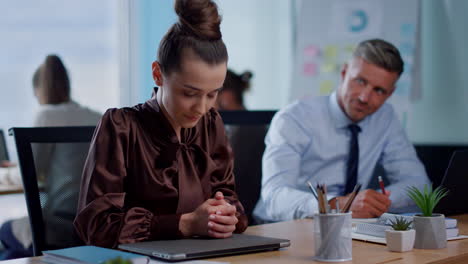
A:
[254,39,430,222]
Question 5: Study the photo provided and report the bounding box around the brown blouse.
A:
[73,90,248,248]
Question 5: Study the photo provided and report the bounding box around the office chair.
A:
[0,129,9,161]
[219,110,276,225]
[9,126,95,256]
[414,144,468,187]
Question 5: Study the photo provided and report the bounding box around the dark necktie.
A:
[344,124,361,195]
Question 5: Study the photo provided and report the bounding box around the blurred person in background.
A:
[0,54,101,260]
[216,69,252,111]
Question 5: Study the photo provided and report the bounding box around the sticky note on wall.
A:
[319,80,334,95]
[324,45,338,59]
[304,45,320,58]
[320,62,338,74]
[303,63,318,76]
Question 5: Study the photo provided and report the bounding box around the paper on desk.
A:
[352,231,468,245]
[352,232,386,244]
[352,218,379,223]
[447,235,468,241]
[149,260,229,264]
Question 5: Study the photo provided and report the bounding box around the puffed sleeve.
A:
[74,109,181,248]
[208,110,248,232]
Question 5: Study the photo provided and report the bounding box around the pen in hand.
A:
[378,176,386,195]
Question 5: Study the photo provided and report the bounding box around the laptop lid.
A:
[118,234,290,261]
[0,130,9,161]
[435,150,468,215]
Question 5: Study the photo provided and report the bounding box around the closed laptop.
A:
[118,234,290,261]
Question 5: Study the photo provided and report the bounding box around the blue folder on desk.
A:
[43,246,149,264]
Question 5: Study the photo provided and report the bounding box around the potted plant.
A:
[385,216,415,252]
[407,185,449,249]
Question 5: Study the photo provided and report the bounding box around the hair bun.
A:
[175,0,222,40]
[240,71,253,83]
[44,54,64,69]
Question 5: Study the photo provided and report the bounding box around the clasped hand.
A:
[180,191,238,238]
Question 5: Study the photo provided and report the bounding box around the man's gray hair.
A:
[353,39,404,76]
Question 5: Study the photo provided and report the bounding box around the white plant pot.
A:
[385,229,415,252]
[413,214,447,249]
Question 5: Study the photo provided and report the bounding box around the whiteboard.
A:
[291,0,420,127]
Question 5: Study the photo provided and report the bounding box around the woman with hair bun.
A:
[74,0,248,248]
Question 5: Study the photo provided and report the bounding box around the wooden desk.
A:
[4,215,468,264]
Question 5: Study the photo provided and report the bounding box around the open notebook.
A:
[352,213,468,244]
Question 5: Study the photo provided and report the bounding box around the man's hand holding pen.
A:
[331,189,391,218]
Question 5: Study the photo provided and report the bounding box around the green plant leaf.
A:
[406,184,448,216]
[389,216,413,231]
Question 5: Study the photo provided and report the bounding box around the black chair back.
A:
[414,145,468,187]
[9,126,95,256]
[219,110,276,225]
[368,144,468,193]
[0,129,9,161]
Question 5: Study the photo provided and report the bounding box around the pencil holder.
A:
[313,212,352,262]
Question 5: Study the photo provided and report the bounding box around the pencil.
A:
[341,184,361,213]
[306,181,319,200]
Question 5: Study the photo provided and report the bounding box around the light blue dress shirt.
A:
[253,92,430,222]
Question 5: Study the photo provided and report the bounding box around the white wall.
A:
[407,0,468,144]
[218,0,293,110]
[0,1,119,161]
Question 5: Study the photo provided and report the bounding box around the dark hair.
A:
[157,0,228,75]
[222,69,253,106]
[353,39,404,76]
[33,54,70,104]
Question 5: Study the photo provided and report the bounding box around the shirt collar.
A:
[145,87,160,112]
[141,87,180,143]
[328,91,368,129]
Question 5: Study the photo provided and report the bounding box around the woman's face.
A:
[153,54,226,131]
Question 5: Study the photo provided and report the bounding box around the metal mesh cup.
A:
[314,212,352,262]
